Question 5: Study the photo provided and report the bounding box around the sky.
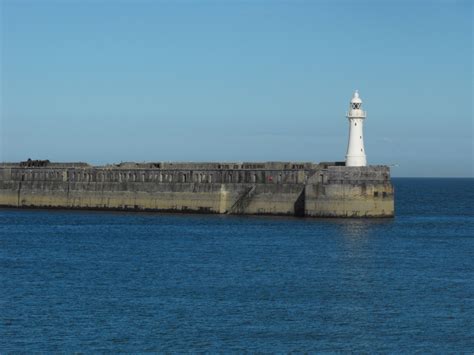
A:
[1,0,472,177]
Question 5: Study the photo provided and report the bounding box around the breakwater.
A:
[0,161,394,217]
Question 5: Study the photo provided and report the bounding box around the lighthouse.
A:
[345,90,367,167]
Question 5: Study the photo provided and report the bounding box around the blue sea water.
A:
[0,178,473,352]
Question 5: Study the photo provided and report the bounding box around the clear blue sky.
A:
[1,0,472,177]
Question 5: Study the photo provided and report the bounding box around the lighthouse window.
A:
[355,122,357,126]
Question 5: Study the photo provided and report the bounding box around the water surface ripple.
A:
[1,178,473,352]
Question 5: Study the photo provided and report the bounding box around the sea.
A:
[0,178,473,352]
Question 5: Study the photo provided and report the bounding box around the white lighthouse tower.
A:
[345,90,367,167]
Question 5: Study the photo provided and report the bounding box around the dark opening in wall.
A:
[294,188,305,217]
[374,191,379,197]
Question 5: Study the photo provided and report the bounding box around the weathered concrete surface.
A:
[304,166,394,217]
[0,161,394,217]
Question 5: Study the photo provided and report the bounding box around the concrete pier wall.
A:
[304,166,394,217]
[0,162,394,217]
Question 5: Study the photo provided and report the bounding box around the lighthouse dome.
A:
[350,90,362,104]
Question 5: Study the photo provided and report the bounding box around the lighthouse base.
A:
[345,155,367,167]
